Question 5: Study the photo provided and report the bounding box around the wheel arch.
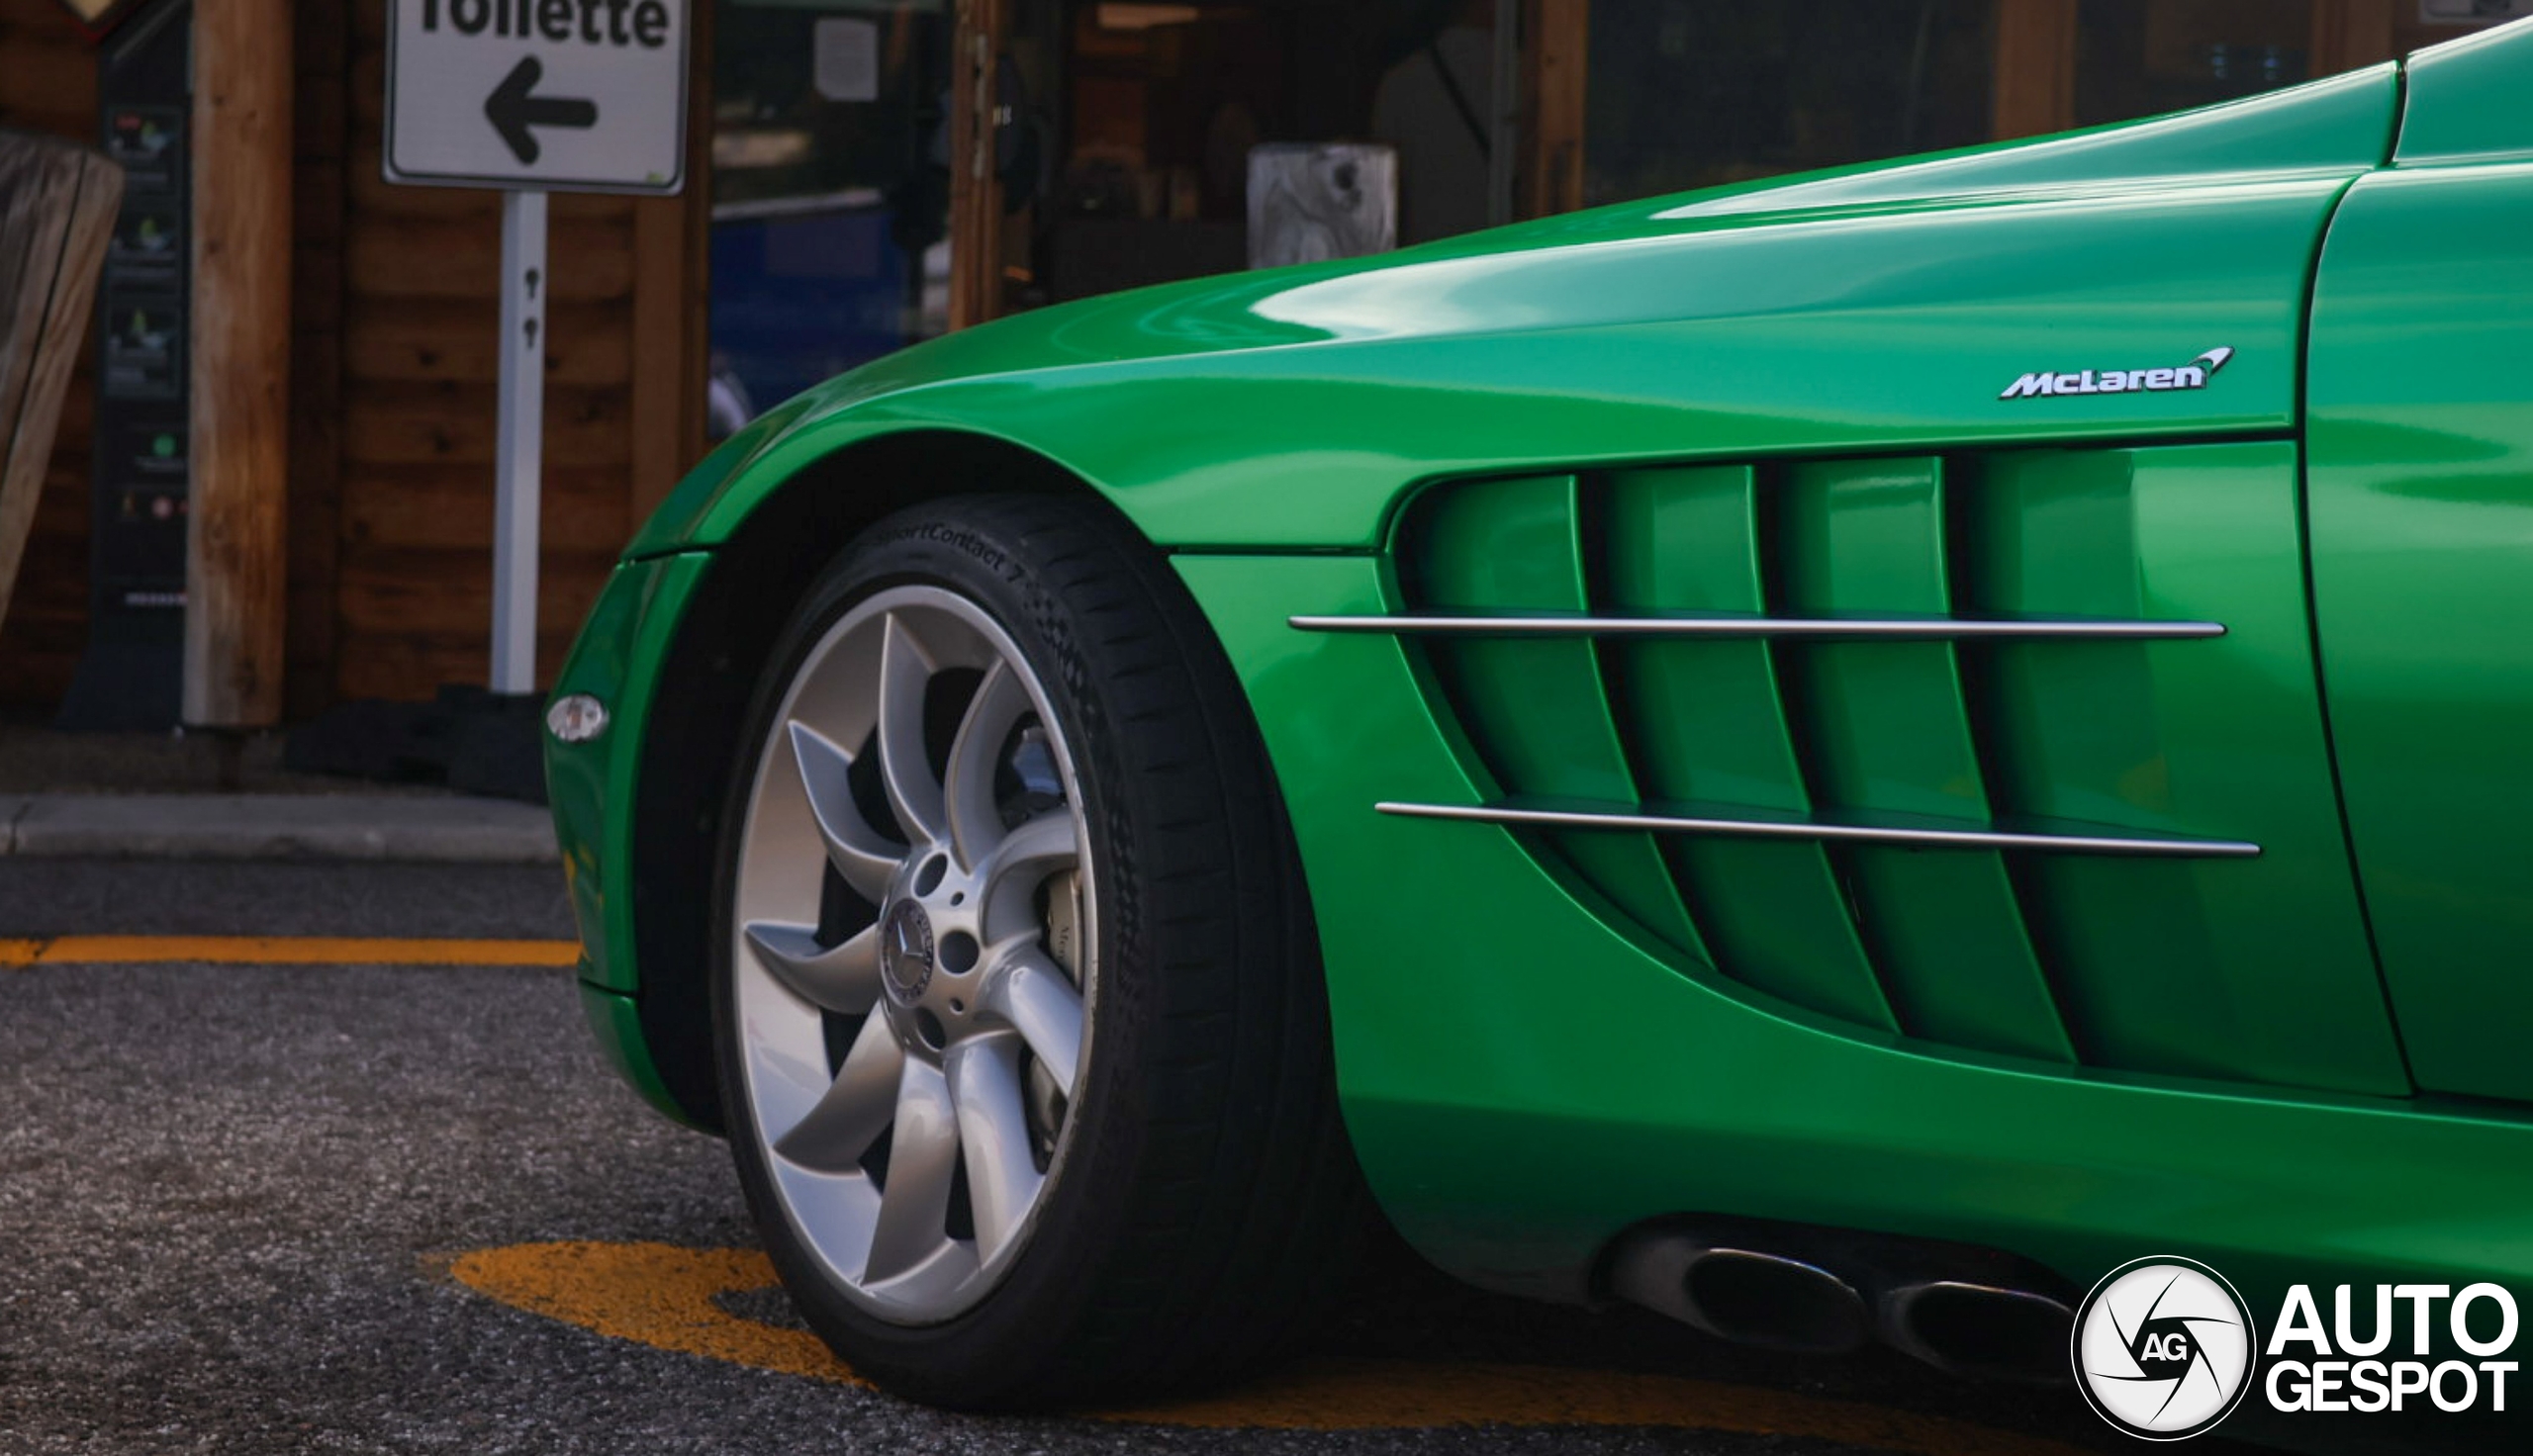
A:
[624,428,1189,1131]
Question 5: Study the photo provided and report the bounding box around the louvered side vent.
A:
[1346,443,2413,1097]
[1403,474,1716,965]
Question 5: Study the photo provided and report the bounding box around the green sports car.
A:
[546,18,2533,1435]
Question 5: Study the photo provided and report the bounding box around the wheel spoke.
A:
[863,1054,960,1283]
[943,660,1033,872]
[788,721,898,902]
[981,810,1080,942]
[876,613,948,846]
[769,1011,903,1173]
[945,1035,1046,1263]
[737,587,1102,1319]
[983,947,1084,1096]
[743,922,879,1015]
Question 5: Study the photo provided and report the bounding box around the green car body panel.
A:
[2308,165,2533,1108]
[547,551,708,1114]
[550,20,2533,1329]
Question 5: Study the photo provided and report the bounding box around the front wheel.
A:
[711,494,1361,1410]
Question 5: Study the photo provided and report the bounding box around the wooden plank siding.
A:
[1,1,682,714]
[327,0,644,701]
[288,0,351,718]
[0,0,99,712]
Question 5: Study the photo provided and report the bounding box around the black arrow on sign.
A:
[485,56,598,166]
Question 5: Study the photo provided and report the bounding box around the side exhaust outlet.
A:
[1609,1233,1871,1355]
[1880,1280,2075,1384]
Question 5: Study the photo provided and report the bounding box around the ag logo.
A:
[2073,1256,2257,1440]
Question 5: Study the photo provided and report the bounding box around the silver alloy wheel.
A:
[730,585,1094,1323]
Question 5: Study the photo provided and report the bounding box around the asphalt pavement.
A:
[0,859,2232,1456]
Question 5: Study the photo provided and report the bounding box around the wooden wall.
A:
[291,2,350,718]
[0,0,98,711]
[324,0,647,704]
[0,0,697,717]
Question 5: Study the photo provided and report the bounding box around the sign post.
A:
[490,188,544,695]
[381,0,689,704]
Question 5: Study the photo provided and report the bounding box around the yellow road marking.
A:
[448,1240,2093,1453]
[4,935,579,967]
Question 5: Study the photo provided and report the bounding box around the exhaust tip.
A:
[1689,1249,1874,1354]
[1883,1280,2074,1384]
[1611,1236,1870,1355]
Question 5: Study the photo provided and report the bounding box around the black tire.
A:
[709,492,1365,1410]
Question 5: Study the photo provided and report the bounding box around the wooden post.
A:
[2311,0,2399,77]
[1519,0,1588,219]
[629,199,699,518]
[187,0,295,727]
[1991,0,2079,141]
[0,133,122,634]
[630,0,711,519]
[947,0,1005,331]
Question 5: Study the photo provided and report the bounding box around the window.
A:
[2075,0,2312,129]
[705,0,953,435]
[1581,0,1995,207]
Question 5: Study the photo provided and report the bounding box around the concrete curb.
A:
[0,793,558,864]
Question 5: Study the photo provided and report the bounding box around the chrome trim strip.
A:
[1374,801,2261,859]
[1289,614,2224,640]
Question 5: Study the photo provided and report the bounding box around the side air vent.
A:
[1314,444,2413,1099]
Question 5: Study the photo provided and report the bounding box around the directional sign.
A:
[378,1,691,704]
[383,0,689,195]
